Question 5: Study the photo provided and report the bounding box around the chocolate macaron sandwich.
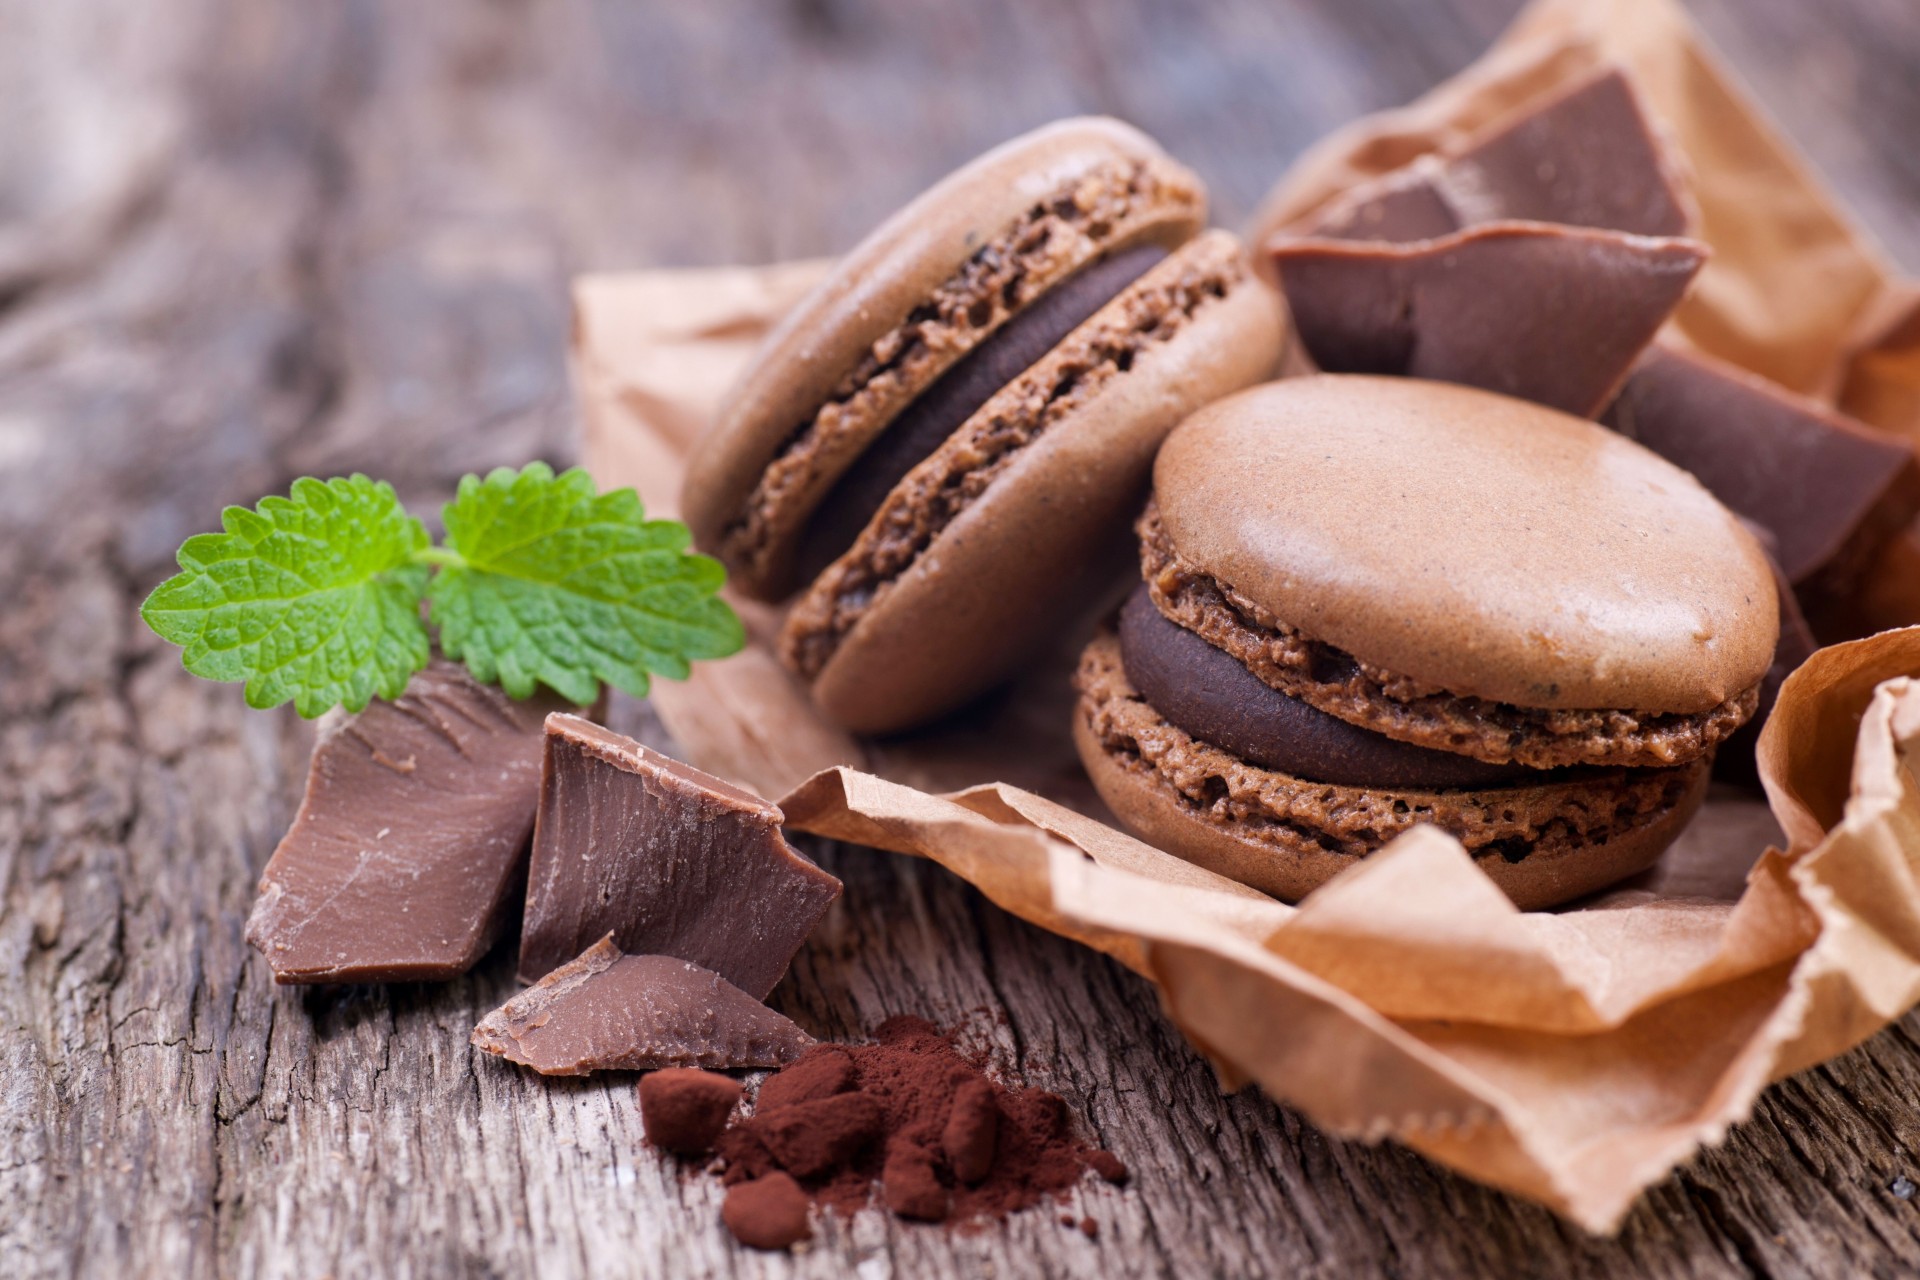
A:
[1075,375,1781,909]
[683,118,1286,734]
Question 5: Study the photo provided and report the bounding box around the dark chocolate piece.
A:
[246,661,570,984]
[793,243,1169,585]
[1605,344,1920,596]
[1714,536,1819,786]
[640,1069,745,1155]
[723,1173,812,1250]
[516,716,842,991]
[473,935,814,1075]
[1303,68,1690,243]
[1117,587,1534,790]
[1271,222,1704,417]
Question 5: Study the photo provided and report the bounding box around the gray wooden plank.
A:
[3,0,1919,1276]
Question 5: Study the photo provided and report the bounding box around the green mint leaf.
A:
[426,462,743,704]
[140,475,432,717]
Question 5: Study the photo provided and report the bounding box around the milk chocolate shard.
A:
[1270,222,1706,417]
[472,936,814,1075]
[245,661,571,984]
[1605,343,1920,609]
[1283,67,1693,244]
[516,715,842,992]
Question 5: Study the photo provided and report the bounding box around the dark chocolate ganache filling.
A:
[1117,585,1541,790]
[793,243,1170,585]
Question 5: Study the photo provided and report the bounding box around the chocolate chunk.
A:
[640,1069,745,1155]
[517,716,842,991]
[794,243,1169,585]
[245,661,571,984]
[942,1077,1000,1185]
[1303,68,1691,242]
[756,1045,856,1114]
[1118,587,1535,790]
[1605,344,1920,599]
[882,1140,950,1222]
[756,1091,886,1178]
[1271,222,1704,417]
[1714,542,1819,786]
[1080,1217,1100,1239]
[722,1172,812,1250]
[472,936,814,1075]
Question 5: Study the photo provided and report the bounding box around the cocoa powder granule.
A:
[711,1015,1126,1247]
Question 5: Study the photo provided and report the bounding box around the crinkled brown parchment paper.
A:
[570,0,1920,1233]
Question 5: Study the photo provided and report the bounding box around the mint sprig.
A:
[427,464,742,705]
[140,464,742,716]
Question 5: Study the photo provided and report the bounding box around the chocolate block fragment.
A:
[1605,344,1920,604]
[1271,222,1704,417]
[1297,68,1691,243]
[517,716,842,991]
[1715,535,1820,785]
[473,935,814,1075]
[246,661,570,984]
[640,1069,745,1155]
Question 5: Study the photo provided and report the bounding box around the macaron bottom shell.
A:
[1073,632,1710,910]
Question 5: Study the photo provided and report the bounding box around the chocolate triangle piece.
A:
[1714,531,1818,786]
[516,715,843,992]
[1294,67,1692,244]
[1604,343,1920,603]
[1271,222,1706,417]
[473,936,814,1075]
[246,661,574,984]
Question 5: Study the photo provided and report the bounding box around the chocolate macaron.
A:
[683,118,1287,733]
[1074,376,1779,909]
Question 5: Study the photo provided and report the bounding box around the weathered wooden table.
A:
[5,1,1920,1276]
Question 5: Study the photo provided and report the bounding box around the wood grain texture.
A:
[2,0,1918,1276]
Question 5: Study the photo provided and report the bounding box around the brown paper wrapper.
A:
[572,0,1920,1232]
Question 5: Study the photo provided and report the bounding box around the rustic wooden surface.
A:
[4,0,1920,1276]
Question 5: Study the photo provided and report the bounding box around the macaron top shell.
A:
[683,116,1205,600]
[1153,375,1778,714]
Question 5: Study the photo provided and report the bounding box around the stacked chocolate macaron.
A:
[683,118,1287,734]
[1075,376,1781,909]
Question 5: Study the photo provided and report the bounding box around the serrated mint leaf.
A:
[140,475,432,717]
[426,462,743,704]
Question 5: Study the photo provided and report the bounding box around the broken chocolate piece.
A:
[516,716,843,991]
[1271,221,1705,417]
[1293,68,1692,244]
[640,1069,745,1155]
[472,935,814,1075]
[245,661,570,984]
[1715,537,1819,786]
[1605,344,1920,604]
[1843,520,1920,638]
[723,1173,812,1250]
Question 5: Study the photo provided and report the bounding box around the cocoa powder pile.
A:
[641,1016,1128,1250]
